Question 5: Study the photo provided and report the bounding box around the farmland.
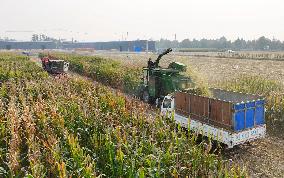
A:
[67,51,284,134]
[1,51,284,177]
[90,51,284,84]
[64,50,284,177]
[0,53,247,177]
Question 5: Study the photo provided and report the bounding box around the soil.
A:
[224,136,284,178]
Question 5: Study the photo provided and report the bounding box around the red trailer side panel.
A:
[175,92,233,131]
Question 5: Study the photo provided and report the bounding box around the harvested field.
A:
[90,52,284,85]
[225,136,284,178]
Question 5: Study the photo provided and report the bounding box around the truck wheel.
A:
[142,90,150,103]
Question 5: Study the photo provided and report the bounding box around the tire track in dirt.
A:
[224,136,284,178]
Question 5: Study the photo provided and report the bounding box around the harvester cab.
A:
[140,48,193,105]
[40,54,69,75]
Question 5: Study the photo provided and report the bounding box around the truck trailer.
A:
[160,88,266,148]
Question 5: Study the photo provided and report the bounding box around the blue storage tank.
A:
[210,89,265,132]
[233,100,265,131]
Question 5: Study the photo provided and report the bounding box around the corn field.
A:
[53,54,142,95]
[50,53,211,96]
[0,53,247,177]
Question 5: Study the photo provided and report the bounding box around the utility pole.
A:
[127,32,130,51]
[146,40,149,53]
[174,34,178,50]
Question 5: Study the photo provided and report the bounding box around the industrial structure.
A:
[0,41,56,50]
[0,40,156,52]
[62,40,155,52]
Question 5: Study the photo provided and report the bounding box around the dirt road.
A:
[224,136,284,177]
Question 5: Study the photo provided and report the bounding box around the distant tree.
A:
[256,36,271,50]
[232,38,247,50]
[31,34,59,42]
[155,36,284,51]
[180,39,191,48]
[218,36,228,49]
[32,34,39,41]
[156,38,178,49]
[270,38,282,50]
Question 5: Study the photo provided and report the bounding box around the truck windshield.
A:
[163,98,172,108]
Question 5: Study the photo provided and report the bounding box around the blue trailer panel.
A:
[234,110,245,131]
[233,100,265,131]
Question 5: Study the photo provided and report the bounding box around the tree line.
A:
[156,36,284,51]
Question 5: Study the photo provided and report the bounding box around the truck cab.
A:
[40,55,69,74]
[161,95,175,115]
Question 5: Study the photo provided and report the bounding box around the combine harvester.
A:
[40,54,69,77]
[140,48,266,148]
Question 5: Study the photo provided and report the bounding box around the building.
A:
[0,41,56,50]
[0,40,156,52]
[62,40,156,52]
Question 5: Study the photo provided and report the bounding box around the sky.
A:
[1,0,284,42]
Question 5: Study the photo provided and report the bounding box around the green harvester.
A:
[140,48,194,105]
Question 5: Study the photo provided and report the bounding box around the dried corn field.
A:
[89,51,284,85]
[0,53,247,177]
